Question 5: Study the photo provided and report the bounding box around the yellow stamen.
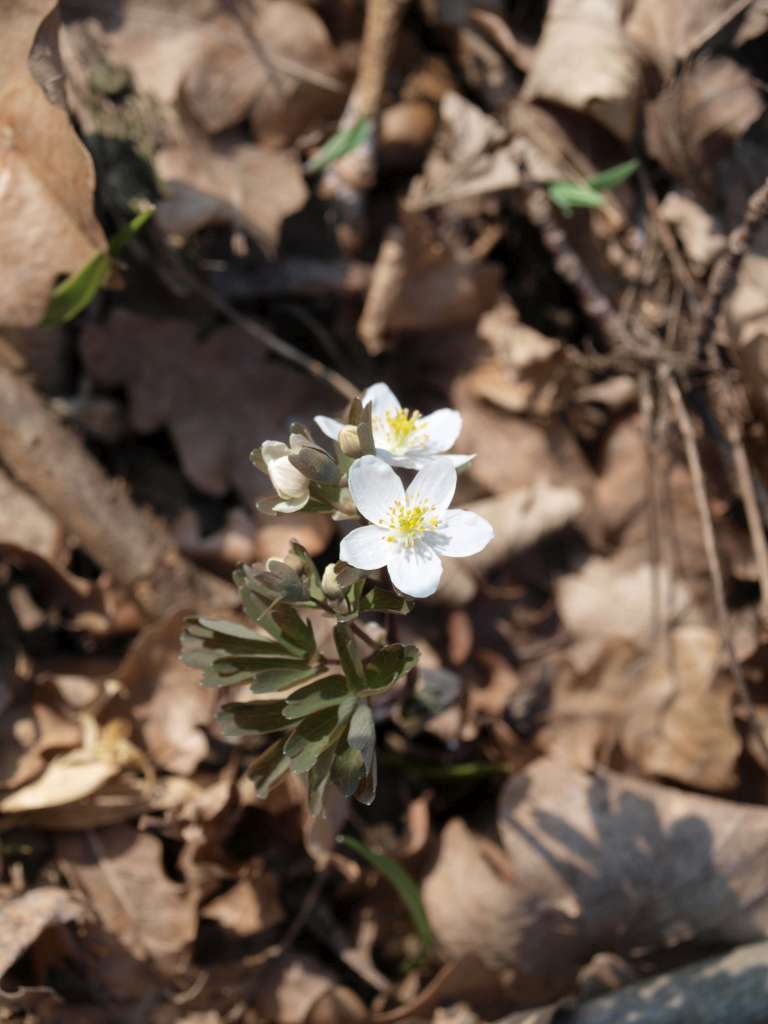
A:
[382,497,439,548]
[375,408,426,452]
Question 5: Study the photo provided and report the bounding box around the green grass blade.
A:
[338,834,432,955]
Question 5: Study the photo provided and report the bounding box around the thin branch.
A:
[668,377,768,767]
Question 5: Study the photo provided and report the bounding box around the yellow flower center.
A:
[381,498,439,548]
[379,408,426,452]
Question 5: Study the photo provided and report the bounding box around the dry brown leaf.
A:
[423,757,768,1005]
[57,825,198,971]
[542,626,742,790]
[521,0,641,143]
[626,0,755,74]
[0,886,83,979]
[80,311,333,503]
[0,466,64,561]
[247,1,344,148]
[0,0,105,327]
[555,554,691,646]
[644,58,765,203]
[0,718,133,814]
[202,875,285,936]
[253,953,365,1024]
[114,612,216,776]
[657,191,726,271]
[155,133,308,252]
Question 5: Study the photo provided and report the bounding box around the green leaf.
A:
[547,181,605,215]
[289,541,325,603]
[288,445,339,486]
[359,587,414,616]
[334,623,366,692]
[283,675,349,720]
[42,208,154,326]
[586,157,640,191]
[234,569,309,658]
[201,655,308,688]
[250,663,320,693]
[218,700,293,737]
[108,206,154,256]
[307,744,338,816]
[331,744,366,797]
[362,643,419,694]
[355,752,378,805]
[305,116,373,174]
[194,617,272,644]
[282,706,351,774]
[347,702,375,771]
[42,252,111,325]
[249,739,292,799]
[338,835,432,954]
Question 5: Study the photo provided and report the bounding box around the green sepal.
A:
[288,445,339,486]
[359,587,414,616]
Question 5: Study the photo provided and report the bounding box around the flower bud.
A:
[321,561,361,599]
[338,424,364,458]
[268,454,308,499]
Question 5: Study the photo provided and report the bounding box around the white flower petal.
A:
[261,440,289,465]
[447,453,475,469]
[387,543,443,598]
[407,458,456,510]
[440,509,494,557]
[348,455,405,524]
[340,525,391,570]
[268,455,308,499]
[419,408,462,453]
[314,415,343,441]
[362,382,401,418]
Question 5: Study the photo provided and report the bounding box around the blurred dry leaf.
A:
[202,874,285,936]
[556,555,691,646]
[0,717,138,815]
[155,134,308,252]
[645,58,765,202]
[542,626,741,789]
[114,612,216,776]
[253,953,366,1024]
[423,757,768,1004]
[0,0,105,326]
[58,825,198,971]
[0,466,64,561]
[80,311,333,502]
[657,190,726,271]
[453,378,594,496]
[626,0,755,73]
[246,0,344,148]
[0,886,83,978]
[521,0,641,143]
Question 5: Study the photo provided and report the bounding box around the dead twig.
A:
[698,175,768,362]
[0,356,232,619]
[668,377,768,766]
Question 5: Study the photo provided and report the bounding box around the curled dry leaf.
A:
[80,311,333,502]
[57,825,198,972]
[155,133,309,252]
[0,0,105,326]
[253,953,367,1024]
[0,465,65,562]
[521,0,642,143]
[423,757,768,1006]
[657,191,726,271]
[0,886,83,979]
[644,58,765,203]
[202,875,285,936]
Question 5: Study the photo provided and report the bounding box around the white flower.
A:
[261,440,310,512]
[315,382,472,470]
[340,455,493,598]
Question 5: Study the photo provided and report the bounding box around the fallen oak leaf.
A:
[0,886,83,979]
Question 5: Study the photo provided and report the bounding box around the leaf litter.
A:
[5,1,768,1022]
